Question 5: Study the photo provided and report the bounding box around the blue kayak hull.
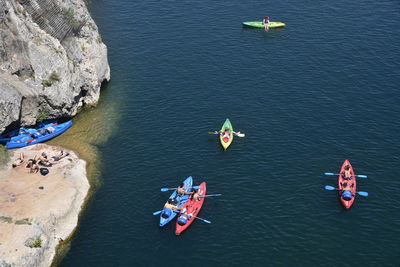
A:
[0,128,19,144]
[5,120,72,149]
[159,176,193,227]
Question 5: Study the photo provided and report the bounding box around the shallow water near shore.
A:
[57,0,400,266]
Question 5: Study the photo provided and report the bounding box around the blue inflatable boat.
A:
[3,120,72,149]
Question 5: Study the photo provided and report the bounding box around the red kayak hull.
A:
[175,182,206,235]
[338,160,357,210]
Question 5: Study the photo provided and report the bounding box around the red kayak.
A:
[338,160,357,210]
[175,182,206,235]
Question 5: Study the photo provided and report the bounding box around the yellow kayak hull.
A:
[219,118,233,150]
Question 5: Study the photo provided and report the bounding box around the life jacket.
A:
[161,208,172,218]
[223,131,230,142]
[178,214,188,225]
[342,190,352,200]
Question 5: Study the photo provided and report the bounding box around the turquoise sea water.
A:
[60,0,400,266]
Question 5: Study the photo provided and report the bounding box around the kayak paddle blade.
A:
[324,185,336,190]
[357,191,369,197]
[153,210,162,215]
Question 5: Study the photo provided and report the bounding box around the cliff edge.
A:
[0,0,110,133]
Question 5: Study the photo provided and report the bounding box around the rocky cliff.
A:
[0,0,110,133]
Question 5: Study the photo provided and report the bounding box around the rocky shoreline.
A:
[0,144,89,267]
[0,0,110,265]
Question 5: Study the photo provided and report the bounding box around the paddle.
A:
[199,194,222,198]
[153,207,184,216]
[152,206,213,225]
[160,185,200,192]
[324,173,368,178]
[208,131,245,137]
[179,213,211,224]
[324,185,369,196]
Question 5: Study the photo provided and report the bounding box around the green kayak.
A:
[220,118,233,150]
[242,21,285,29]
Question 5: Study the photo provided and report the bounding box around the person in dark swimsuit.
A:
[26,157,39,173]
[51,150,69,162]
[12,153,24,168]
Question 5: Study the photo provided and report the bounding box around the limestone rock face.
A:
[0,0,110,133]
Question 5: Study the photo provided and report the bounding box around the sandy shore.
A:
[0,144,89,267]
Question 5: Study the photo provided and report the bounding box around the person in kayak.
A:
[262,16,270,30]
[191,189,202,202]
[214,128,231,140]
[162,199,182,219]
[340,182,354,201]
[164,198,182,211]
[215,129,241,138]
[342,165,352,180]
[177,206,196,225]
[177,183,192,196]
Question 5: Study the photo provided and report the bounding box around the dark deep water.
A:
[60,0,400,265]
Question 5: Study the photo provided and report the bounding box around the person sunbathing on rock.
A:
[38,151,70,167]
[51,150,69,162]
[26,157,39,173]
[12,153,24,168]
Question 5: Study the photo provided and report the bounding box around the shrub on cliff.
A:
[25,236,42,248]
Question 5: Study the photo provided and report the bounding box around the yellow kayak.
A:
[219,118,233,150]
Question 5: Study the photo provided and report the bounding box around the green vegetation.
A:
[49,72,60,82]
[97,35,102,44]
[55,46,64,54]
[63,7,79,24]
[0,216,13,223]
[42,71,60,88]
[15,218,32,225]
[37,111,48,122]
[42,80,52,87]
[27,237,42,248]
[0,145,10,167]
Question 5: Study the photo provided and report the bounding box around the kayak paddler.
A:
[262,16,270,30]
[161,198,182,218]
[342,165,353,180]
[177,183,193,196]
[177,206,196,225]
[214,129,242,139]
[191,189,202,202]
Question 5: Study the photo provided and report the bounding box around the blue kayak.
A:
[0,128,19,144]
[0,122,58,144]
[159,176,193,227]
[4,120,72,149]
